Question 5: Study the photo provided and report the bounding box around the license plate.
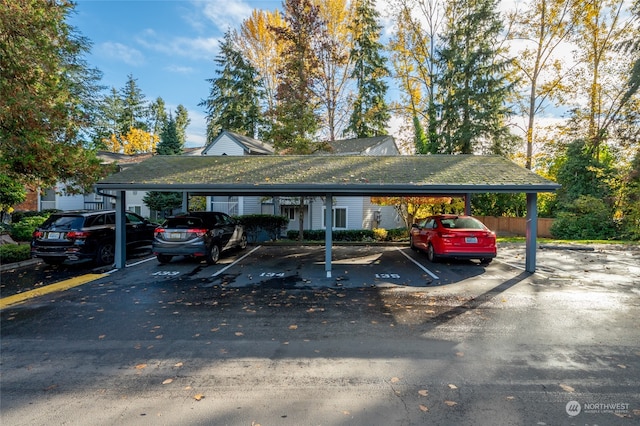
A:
[47,232,61,239]
[465,237,478,244]
[169,232,182,240]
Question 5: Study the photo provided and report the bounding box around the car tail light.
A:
[154,228,166,235]
[188,229,207,237]
[67,231,91,239]
[33,230,43,238]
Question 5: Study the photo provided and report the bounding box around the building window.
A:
[283,206,296,220]
[323,207,347,229]
[129,205,142,215]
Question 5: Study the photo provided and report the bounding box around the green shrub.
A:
[11,209,58,223]
[386,227,409,241]
[551,195,617,240]
[237,214,289,242]
[0,244,31,263]
[10,216,49,241]
[285,229,375,242]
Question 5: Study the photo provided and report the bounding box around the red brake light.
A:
[33,230,43,238]
[188,229,207,237]
[154,228,165,235]
[438,232,455,238]
[67,231,91,239]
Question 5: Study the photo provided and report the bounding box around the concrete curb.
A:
[0,258,42,273]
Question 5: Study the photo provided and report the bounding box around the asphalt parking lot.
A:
[1,243,639,425]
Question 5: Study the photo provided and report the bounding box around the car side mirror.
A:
[411,223,419,229]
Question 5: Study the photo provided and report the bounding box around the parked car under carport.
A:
[94,155,560,273]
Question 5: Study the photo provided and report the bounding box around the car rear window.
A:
[41,215,85,230]
[164,217,204,229]
[441,217,485,229]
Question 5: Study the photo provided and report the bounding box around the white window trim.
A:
[128,205,142,215]
[322,206,348,229]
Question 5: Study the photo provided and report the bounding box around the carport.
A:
[95,154,560,274]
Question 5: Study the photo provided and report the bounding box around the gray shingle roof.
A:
[96,154,560,196]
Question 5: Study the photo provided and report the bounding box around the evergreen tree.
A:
[346,0,390,138]
[120,74,149,134]
[413,115,428,154]
[268,0,323,153]
[436,0,514,154]
[0,0,105,192]
[149,97,168,137]
[156,114,182,155]
[92,87,123,150]
[147,112,185,217]
[174,104,191,147]
[200,30,264,141]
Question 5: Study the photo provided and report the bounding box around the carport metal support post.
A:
[182,192,188,212]
[115,191,127,269]
[525,192,537,273]
[325,193,333,278]
[465,193,472,215]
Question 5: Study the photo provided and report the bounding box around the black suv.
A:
[31,210,157,266]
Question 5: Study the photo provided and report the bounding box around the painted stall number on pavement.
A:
[152,271,180,276]
[260,272,285,278]
[375,273,400,279]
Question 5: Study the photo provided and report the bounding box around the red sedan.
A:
[409,215,497,264]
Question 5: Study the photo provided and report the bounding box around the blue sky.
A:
[70,0,282,148]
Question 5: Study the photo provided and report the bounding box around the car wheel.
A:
[206,244,221,265]
[426,243,439,263]
[157,254,172,264]
[480,258,493,265]
[409,235,418,251]
[239,234,248,250]
[96,242,115,266]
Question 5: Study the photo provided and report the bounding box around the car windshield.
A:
[41,215,85,230]
[163,217,204,229]
[440,217,485,230]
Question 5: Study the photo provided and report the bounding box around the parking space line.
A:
[0,274,109,310]
[494,259,548,279]
[212,245,262,277]
[396,248,439,280]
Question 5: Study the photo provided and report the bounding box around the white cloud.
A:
[97,42,145,66]
[136,29,220,60]
[183,109,208,148]
[200,0,254,31]
[165,64,195,74]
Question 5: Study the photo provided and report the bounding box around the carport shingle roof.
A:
[95,154,559,196]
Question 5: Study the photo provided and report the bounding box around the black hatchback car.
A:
[31,210,157,266]
[152,211,247,264]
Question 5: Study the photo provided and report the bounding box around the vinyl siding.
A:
[203,134,245,156]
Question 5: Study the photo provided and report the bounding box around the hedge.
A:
[0,244,31,263]
[236,214,289,243]
[10,216,49,242]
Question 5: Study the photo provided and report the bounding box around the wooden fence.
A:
[475,216,555,238]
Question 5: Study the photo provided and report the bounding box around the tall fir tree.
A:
[346,0,390,138]
[200,30,264,141]
[268,0,323,153]
[436,0,514,154]
[174,104,191,147]
[149,97,168,137]
[120,74,149,134]
[156,114,182,155]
